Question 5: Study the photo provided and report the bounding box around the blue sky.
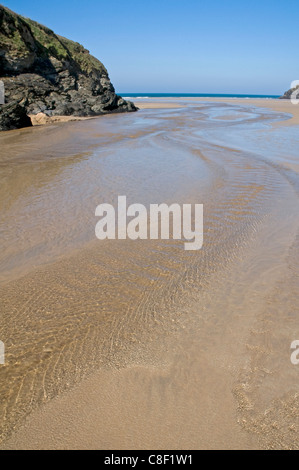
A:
[2,0,299,94]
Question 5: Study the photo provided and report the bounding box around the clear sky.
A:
[2,0,299,94]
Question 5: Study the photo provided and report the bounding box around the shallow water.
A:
[0,100,299,449]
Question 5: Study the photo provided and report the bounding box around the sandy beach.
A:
[26,99,299,128]
[137,98,299,125]
[0,98,299,449]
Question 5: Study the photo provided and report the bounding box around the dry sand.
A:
[29,112,95,126]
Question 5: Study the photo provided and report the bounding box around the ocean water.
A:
[121,92,280,99]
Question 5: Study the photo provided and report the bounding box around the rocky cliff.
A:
[0,5,137,130]
[280,84,299,100]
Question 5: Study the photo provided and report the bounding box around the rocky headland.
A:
[0,5,137,131]
[280,84,299,100]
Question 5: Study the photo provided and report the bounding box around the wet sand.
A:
[133,102,184,109]
[137,98,299,125]
[0,99,299,449]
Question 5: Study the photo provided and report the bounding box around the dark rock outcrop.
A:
[0,5,137,130]
[279,84,299,100]
[0,100,32,130]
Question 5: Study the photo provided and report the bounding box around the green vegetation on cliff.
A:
[0,5,107,75]
[0,4,137,131]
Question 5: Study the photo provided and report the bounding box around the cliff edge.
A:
[0,5,137,130]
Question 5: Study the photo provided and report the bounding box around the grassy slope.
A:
[0,5,107,75]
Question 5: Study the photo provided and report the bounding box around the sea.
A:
[121,92,280,99]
